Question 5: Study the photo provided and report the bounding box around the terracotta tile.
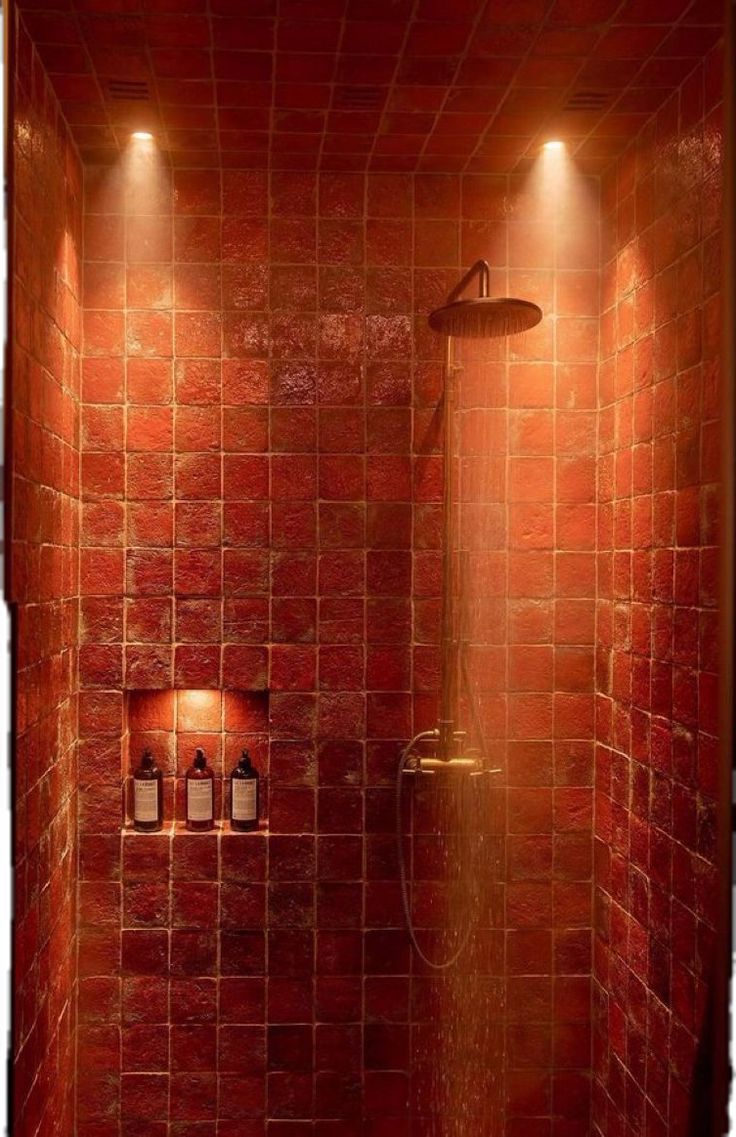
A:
[10,13,726,1135]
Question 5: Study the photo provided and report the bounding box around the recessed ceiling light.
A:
[543,140,565,150]
[131,130,154,141]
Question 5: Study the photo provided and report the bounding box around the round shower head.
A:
[428,295,543,340]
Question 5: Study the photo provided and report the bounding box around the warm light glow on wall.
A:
[179,689,220,712]
[175,690,223,732]
[117,127,169,216]
[520,135,599,289]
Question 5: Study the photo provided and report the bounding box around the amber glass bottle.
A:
[133,749,163,832]
[186,747,214,831]
[230,749,259,832]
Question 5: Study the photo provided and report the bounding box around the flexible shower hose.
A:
[395,731,473,970]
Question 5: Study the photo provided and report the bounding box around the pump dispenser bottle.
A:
[186,747,215,831]
[133,749,163,832]
[230,749,259,832]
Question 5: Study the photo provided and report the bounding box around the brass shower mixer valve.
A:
[399,727,501,779]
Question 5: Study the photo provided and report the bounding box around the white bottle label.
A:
[134,779,159,823]
[187,779,213,822]
[232,779,257,822]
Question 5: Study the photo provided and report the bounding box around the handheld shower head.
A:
[428,259,543,339]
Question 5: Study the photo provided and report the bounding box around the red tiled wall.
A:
[77,163,427,1135]
[9,14,83,1137]
[78,162,599,1134]
[593,43,724,1137]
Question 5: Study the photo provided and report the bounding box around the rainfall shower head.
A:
[428,259,542,339]
[429,296,542,338]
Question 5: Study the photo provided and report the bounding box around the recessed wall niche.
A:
[126,690,269,827]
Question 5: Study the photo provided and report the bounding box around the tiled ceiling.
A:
[18,0,723,172]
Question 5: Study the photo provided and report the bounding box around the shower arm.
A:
[445,259,491,304]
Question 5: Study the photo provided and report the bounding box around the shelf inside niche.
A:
[122,820,269,837]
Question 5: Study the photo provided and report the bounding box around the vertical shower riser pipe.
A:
[439,336,461,761]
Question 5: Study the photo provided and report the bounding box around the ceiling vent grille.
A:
[106,78,150,101]
[563,89,611,112]
[334,86,385,111]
